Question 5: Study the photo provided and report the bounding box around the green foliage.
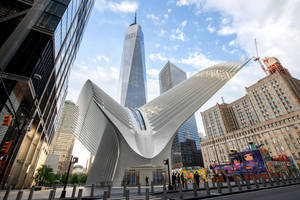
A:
[70,173,88,184]
[79,174,88,183]
[34,165,55,186]
[71,174,79,184]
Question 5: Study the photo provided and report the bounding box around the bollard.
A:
[212,178,216,188]
[245,176,251,190]
[179,184,184,200]
[204,181,210,195]
[193,182,198,197]
[226,177,232,193]
[103,191,108,200]
[16,191,23,200]
[185,181,188,190]
[276,176,281,186]
[288,174,292,184]
[28,186,35,200]
[146,188,150,200]
[234,176,238,187]
[125,189,130,200]
[262,176,267,187]
[236,177,242,191]
[217,180,222,193]
[282,174,286,185]
[72,184,77,198]
[48,190,55,200]
[108,185,112,198]
[137,183,141,195]
[3,186,11,200]
[254,176,259,188]
[90,184,95,197]
[151,181,154,193]
[123,183,127,197]
[270,177,274,186]
[162,183,167,200]
[77,189,83,200]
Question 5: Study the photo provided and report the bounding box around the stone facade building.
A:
[201,69,300,169]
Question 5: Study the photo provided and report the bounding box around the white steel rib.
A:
[74,59,251,185]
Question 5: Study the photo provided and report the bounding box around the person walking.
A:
[180,173,185,188]
[194,171,200,188]
[145,176,149,186]
[172,173,176,189]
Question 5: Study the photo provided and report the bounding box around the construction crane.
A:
[253,38,268,75]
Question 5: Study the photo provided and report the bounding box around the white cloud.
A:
[218,26,236,35]
[170,29,185,41]
[201,0,300,79]
[181,20,187,27]
[207,24,215,33]
[180,52,220,69]
[206,17,213,21]
[176,0,201,8]
[155,44,160,48]
[147,68,160,76]
[95,0,137,13]
[228,40,236,47]
[221,17,230,25]
[157,29,166,37]
[93,55,110,63]
[149,53,168,62]
[147,13,159,22]
[168,9,172,13]
[164,14,169,19]
[108,1,137,13]
[67,64,120,103]
[170,20,187,41]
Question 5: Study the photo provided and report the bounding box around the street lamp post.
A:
[60,156,78,199]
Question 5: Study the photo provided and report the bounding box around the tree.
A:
[79,174,88,184]
[71,174,79,184]
[34,165,55,186]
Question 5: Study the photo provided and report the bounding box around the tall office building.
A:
[119,15,147,108]
[45,101,78,175]
[0,0,94,188]
[201,60,300,168]
[201,95,260,139]
[159,61,203,168]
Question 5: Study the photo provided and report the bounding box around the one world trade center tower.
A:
[119,14,147,108]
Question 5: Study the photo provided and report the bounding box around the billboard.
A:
[210,150,267,175]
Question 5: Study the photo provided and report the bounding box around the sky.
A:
[68,0,300,166]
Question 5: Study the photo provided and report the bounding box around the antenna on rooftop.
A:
[134,12,136,24]
[221,97,225,104]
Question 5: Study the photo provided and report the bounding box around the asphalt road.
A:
[206,184,300,200]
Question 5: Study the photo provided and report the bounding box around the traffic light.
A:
[163,158,169,165]
[1,141,12,153]
[2,114,12,126]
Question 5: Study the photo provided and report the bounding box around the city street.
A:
[208,184,300,200]
[1,182,300,200]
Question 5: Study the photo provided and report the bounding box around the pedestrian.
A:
[194,171,200,188]
[177,173,181,186]
[180,173,185,188]
[172,173,176,189]
[145,176,149,186]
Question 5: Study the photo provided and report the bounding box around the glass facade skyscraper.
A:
[119,19,147,108]
[0,0,94,187]
[159,61,203,168]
